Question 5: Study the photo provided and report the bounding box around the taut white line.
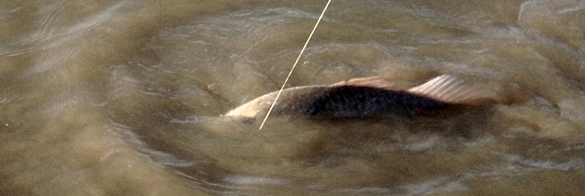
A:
[259,0,332,130]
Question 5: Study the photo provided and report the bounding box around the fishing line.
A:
[259,0,332,130]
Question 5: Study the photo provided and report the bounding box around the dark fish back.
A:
[298,86,448,117]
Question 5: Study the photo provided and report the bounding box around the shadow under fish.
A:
[225,75,499,123]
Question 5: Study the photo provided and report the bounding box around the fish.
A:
[225,75,497,121]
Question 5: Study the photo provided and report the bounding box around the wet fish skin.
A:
[224,85,329,119]
[225,75,495,120]
[298,85,447,117]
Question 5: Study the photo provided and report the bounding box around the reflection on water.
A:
[1,0,585,195]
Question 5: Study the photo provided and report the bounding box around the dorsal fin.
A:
[330,76,394,90]
[407,75,496,106]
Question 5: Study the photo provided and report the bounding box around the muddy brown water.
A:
[1,0,585,195]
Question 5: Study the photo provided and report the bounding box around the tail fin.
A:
[407,75,496,106]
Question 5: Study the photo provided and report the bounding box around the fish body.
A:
[225,75,495,120]
[299,85,447,117]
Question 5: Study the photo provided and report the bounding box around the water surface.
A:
[1,0,585,195]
